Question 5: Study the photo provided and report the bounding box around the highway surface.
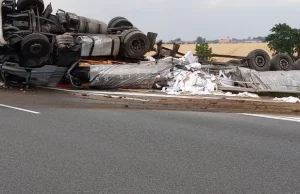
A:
[1,89,300,193]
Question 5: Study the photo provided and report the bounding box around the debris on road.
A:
[215,92,260,98]
[273,97,300,103]
[235,92,260,98]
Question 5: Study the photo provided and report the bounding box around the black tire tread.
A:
[247,49,271,71]
[110,18,133,29]
[123,30,150,59]
[108,16,126,28]
[17,0,44,13]
[270,53,294,71]
[121,28,139,43]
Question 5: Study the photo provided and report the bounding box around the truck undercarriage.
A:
[0,0,159,86]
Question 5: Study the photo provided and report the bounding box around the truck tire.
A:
[110,18,133,29]
[21,33,51,57]
[121,28,139,42]
[108,16,125,28]
[123,30,150,59]
[270,53,294,71]
[119,28,139,56]
[17,0,44,13]
[294,58,300,70]
[247,49,271,71]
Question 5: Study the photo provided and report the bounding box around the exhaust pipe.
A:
[0,0,8,46]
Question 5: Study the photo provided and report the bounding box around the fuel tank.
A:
[76,35,120,57]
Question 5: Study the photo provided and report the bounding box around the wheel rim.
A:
[255,56,266,67]
[129,39,145,53]
[29,43,43,54]
[279,59,290,70]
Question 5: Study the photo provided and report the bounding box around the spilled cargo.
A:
[0,0,300,101]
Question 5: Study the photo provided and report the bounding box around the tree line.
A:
[194,23,300,61]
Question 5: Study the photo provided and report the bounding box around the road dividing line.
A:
[0,104,41,114]
[239,113,300,123]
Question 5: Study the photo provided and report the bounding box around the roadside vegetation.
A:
[266,23,300,60]
[195,42,213,61]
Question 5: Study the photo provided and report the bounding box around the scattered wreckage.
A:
[0,0,300,99]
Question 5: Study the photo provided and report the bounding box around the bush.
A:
[195,43,213,60]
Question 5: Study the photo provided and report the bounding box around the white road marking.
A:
[239,113,300,123]
[0,104,41,114]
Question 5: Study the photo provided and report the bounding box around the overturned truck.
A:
[0,0,298,91]
[0,0,159,86]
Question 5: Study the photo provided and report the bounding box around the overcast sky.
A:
[44,0,300,41]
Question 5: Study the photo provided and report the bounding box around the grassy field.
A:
[156,43,273,62]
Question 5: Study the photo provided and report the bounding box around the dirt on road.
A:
[1,87,300,116]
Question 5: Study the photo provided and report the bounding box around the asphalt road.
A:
[1,90,300,193]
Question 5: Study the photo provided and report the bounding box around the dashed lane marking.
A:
[0,104,41,115]
[239,113,300,123]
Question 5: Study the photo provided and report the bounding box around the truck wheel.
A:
[110,18,133,29]
[21,33,51,57]
[119,28,139,56]
[17,0,44,13]
[123,30,150,59]
[270,53,294,71]
[108,16,125,28]
[294,58,300,70]
[121,28,139,42]
[247,49,271,71]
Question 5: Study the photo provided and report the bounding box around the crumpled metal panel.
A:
[109,35,120,56]
[1,64,67,86]
[228,67,300,91]
[89,61,174,89]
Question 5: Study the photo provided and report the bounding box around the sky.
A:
[43,0,300,41]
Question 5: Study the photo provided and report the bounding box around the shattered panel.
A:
[229,67,300,91]
[1,64,67,86]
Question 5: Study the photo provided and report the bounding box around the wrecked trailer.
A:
[196,51,299,72]
[153,40,300,72]
[0,0,158,87]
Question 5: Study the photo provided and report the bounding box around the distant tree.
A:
[251,36,265,42]
[171,38,181,43]
[195,43,213,60]
[253,36,266,42]
[265,23,300,58]
[210,39,219,44]
[294,29,300,58]
[196,37,206,44]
